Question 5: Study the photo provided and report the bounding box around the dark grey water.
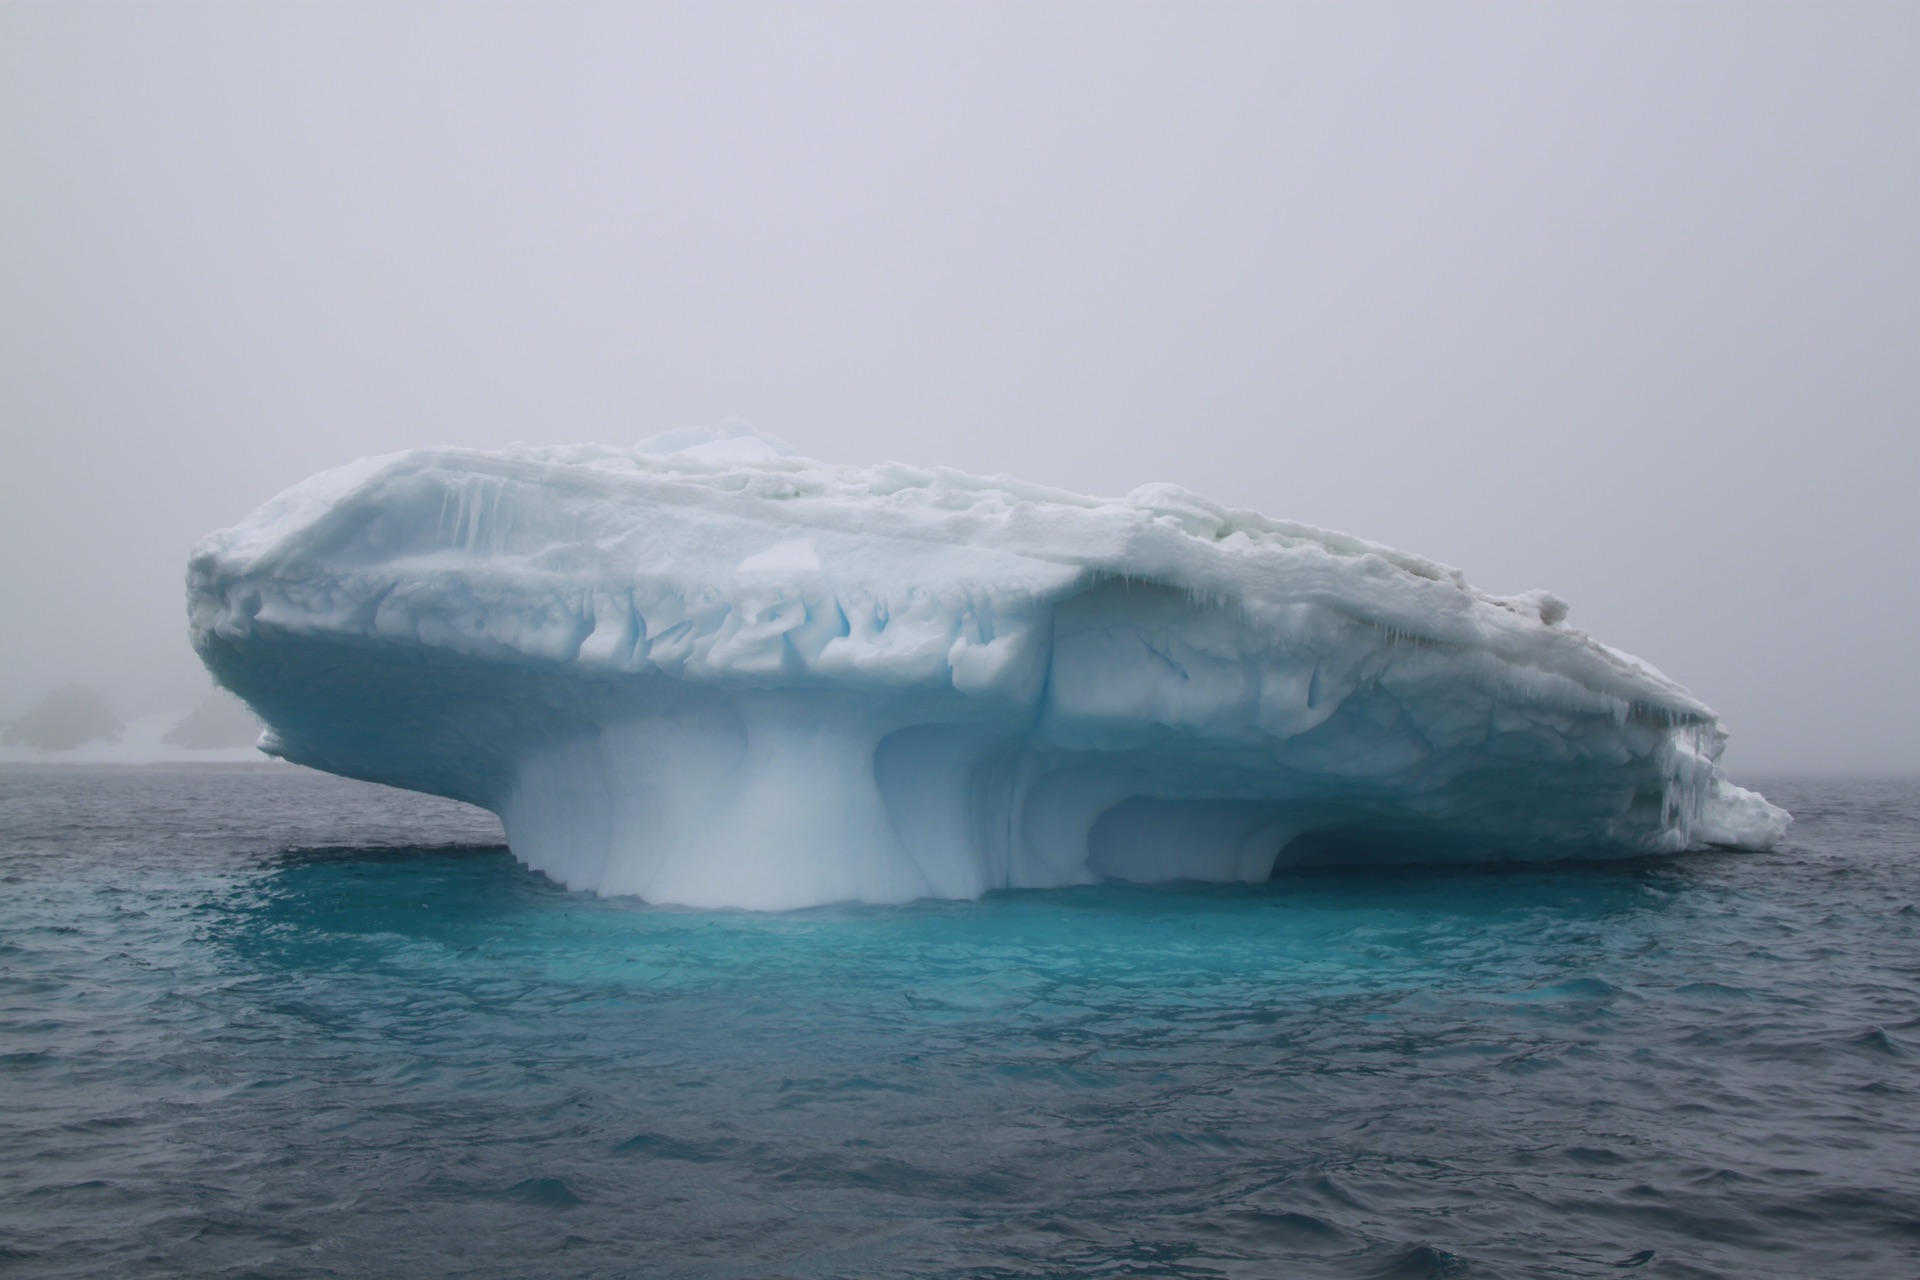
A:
[1,767,1917,1278]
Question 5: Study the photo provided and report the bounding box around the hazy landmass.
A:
[2,685,123,751]
[163,690,264,749]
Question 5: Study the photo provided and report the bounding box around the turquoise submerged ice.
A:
[187,426,1787,908]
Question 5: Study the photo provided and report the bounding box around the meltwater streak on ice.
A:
[186,427,1787,909]
[0,768,1914,1279]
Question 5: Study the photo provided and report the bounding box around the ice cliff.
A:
[187,426,1788,908]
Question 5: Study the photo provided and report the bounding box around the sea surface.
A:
[2,767,1917,1279]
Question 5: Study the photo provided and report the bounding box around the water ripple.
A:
[1,768,1917,1277]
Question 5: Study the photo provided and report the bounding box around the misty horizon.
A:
[3,3,1915,772]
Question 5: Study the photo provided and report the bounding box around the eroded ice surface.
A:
[187,426,1787,908]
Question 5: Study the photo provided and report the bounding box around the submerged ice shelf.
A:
[187,427,1787,909]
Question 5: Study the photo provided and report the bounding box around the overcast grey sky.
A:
[2,1,1915,773]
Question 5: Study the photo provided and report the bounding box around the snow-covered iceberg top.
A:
[187,426,1787,908]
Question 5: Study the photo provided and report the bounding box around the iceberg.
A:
[186,426,1788,909]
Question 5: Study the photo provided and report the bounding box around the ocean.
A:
[1,766,1915,1278]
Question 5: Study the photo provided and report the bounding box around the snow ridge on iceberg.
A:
[187,426,1787,909]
